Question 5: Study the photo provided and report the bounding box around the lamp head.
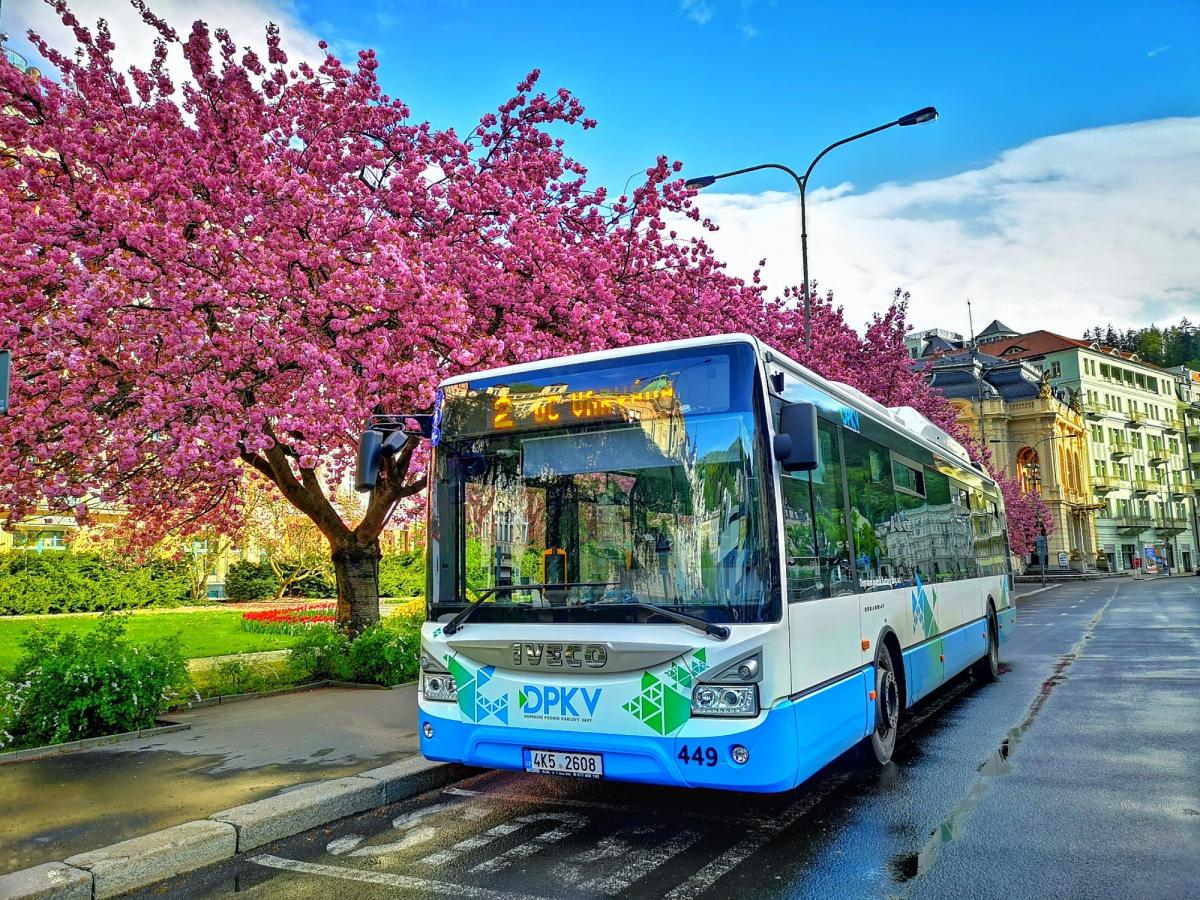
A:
[684,175,718,189]
[898,106,938,126]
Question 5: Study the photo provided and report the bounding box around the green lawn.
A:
[0,611,302,672]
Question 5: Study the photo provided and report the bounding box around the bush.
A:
[287,625,352,682]
[225,560,278,601]
[224,558,336,601]
[390,598,426,626]
[0,551,191,615]
[348,621,420,686]
[209,655,289,696]
[0,616,188,750]
[379,551,425,598]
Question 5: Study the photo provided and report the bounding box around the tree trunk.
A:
[332,540,382,635]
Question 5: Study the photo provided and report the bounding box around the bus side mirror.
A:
[356,429,384,492]
[773,402,819,472]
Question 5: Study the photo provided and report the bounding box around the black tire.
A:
[973,608,1000,682]
[869,646,902,765]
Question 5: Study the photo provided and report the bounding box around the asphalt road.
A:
[138,577,1200,899]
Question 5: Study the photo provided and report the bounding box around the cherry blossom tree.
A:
[0,2,769,631]
[0,2,1010,629]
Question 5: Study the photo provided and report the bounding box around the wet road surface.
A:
[134,578,1200,898]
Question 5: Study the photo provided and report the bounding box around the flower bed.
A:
[240,605,337,635]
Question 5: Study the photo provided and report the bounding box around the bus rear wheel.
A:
[973,609,1000,682]
[869,647,901,765]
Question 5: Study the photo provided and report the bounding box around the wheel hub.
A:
[879,667,899,732]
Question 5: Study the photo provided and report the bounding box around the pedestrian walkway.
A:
[0,685,420,875]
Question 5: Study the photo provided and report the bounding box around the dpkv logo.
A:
[520,685,602,720]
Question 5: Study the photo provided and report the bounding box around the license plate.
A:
[523,748,604,779]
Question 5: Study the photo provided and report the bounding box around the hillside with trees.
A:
[1081,320,1200,369]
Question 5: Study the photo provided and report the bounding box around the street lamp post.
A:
[685,107,938,350]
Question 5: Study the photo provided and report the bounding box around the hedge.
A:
[379,550,425,598]
[0,551,192,616]
[224,558,335,601]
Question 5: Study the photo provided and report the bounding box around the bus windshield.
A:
[428,343,779,624]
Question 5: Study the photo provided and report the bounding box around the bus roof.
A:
[436,334,762,387]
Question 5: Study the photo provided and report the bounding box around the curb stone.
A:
[211,775,384,852]
[0,862,92,900]
[65,821,236,899]
[0,721,190,766]
[0,758,473,898]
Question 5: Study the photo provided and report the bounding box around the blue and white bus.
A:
[388,334,1013,792]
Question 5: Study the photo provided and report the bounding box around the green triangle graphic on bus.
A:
[624,649,709,736]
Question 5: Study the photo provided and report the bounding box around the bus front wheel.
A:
[869,647,901,765]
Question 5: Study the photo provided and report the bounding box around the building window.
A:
[13,530,68,552]
[1049,361,1061,378]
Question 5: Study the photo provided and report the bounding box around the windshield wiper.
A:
[582,599,730,641]
[441,582,616,635]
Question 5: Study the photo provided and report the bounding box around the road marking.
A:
[445,784,771,826]
[251,854,544,900]
[552,827,653,885]
[581,828,704,894]
[470,812,589,874]
[663,773,850,899]
[905,583,1121,885]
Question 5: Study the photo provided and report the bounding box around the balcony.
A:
[1083,402,1108,420]
[1093,474,1124,494]
[1114,514,1153,533]
[1191,449,1200,467]
[1109,439,1132,460]
[1132,476,1154,495]
[1170,484,1194,499]
[1127,409,1144,428]
[1157,516,1189,536]
[1148,451,1168,467]
[1163,415,1183,434]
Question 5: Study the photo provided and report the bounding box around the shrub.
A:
[0,551,191,615]
[348,621,420,686]
[210,655,286,696]
[390,598,426,626]
[287,625,352,682]
[241,605,337,635]
[379,551,425,598]
[0,616,188,750]
[225,558,335,601]
[224,560,279,601]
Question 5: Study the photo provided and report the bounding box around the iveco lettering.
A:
[357,334,1015,792]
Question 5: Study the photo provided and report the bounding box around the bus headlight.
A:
[422,672,458,702]
[691,683,758,717]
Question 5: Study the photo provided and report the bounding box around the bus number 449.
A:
[677,745,718,767]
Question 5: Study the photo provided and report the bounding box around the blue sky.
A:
[286,0,1200,196]
[8,1,1200,333]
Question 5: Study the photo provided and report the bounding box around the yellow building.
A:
[923,350,1100,570]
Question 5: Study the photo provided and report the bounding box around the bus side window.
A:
[779,420,853,600]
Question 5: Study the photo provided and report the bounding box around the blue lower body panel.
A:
[903,619,989,706]
[996,606,1016,645]
[420,670,873,794]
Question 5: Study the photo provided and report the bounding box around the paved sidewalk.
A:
[0,685,420,875]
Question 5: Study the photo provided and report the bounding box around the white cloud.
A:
[1147,45,1171,58]
[677,118,1200,337]
[678,0,715,25]
[9,0,325,87]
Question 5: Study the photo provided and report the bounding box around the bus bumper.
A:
[419,701,802,793]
